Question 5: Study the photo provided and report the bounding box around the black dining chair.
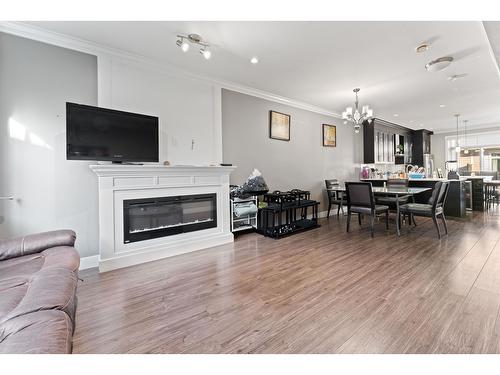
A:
[345,182,389,237]
[399,181,450,239]
[376,178,411,205]
[376,178,413,225]
[325,179,346,218]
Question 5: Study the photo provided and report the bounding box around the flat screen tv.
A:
[66,102,159,163]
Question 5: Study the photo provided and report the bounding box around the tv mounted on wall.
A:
[66,102,159,163]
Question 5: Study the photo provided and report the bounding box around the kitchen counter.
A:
[361,178,446,182]
[360,177,485,214]
[361,176,492,182]
[360,178,468,215]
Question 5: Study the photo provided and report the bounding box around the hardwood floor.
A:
[74,209,500,353]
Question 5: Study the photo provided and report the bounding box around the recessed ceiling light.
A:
[409,120,414,123]
[415,43,429,53]
[420,123,424,126]
[425,56,454,72]
[393,114,399,117]
[448,74,467,82]
[250,57,259,64]
[439,104,445,108]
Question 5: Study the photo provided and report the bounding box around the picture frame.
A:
[322,124,337,147]
[269,110,291,141]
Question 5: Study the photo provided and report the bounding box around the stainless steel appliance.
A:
[423,154,434,178]
[445,160,460,180]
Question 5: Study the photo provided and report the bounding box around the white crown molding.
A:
[0,21,341,119]
[432,122,500,135]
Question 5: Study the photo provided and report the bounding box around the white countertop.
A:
[361,176,493,182]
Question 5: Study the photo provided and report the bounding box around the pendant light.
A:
[463,120,469,154]
[454,114,460,154]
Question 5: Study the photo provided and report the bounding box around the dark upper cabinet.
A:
[363,119,376,164]
[362,118,413,164]
[412,129,433,166]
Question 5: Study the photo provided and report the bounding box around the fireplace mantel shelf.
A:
[90,164,237,177]
[90,164,236,272]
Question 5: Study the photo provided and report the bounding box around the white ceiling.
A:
[23,21,500,132]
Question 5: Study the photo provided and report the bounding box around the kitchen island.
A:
[360,177,489,217]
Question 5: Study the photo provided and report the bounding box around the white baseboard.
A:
[98,233,234,272]
[79,255,99,270]
[318,210,328,219]
[79,212,331,272]
[306,210,329,220]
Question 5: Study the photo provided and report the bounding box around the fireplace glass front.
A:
[123,193,217,243]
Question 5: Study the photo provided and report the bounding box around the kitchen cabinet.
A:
[412,129,433,166]
[374,129,394,163]
[363,118,412,164]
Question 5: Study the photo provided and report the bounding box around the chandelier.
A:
[342,88,373,133]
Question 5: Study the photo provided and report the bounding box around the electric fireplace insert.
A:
[123,193,217,243]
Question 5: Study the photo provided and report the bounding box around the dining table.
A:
[327,185,432,236]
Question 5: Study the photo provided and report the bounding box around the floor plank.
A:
[73,209,500,353]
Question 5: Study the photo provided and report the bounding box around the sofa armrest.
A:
[0,230,76,261]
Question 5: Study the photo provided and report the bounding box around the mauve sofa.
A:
[0,230,80,353]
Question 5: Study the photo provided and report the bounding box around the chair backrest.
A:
[325,179,339,189]
[428,181,442,206]
[325,179,340,198]
[387,178,409,187]
[434,181,450,210]
[345,182,374,208]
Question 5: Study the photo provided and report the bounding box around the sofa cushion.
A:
[0,266,78,324]
[0,310,73,354]
[0,230,76,261]
[0,246,80,281]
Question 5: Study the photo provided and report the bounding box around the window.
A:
[458,149,480,173]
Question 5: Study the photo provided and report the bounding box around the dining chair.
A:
[399,181,450,239]
[376,178,413,225]
[345,182,389,238]
[376,179,411,205]
[325,179,345,218]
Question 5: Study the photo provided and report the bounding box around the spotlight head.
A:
[200,48,211,60]
[176,38,190,52]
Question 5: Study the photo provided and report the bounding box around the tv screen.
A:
[66,102,159,162]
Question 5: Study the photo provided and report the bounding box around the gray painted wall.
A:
[0,32,99,257]
[221,89,363,213]
[431,133,448,171]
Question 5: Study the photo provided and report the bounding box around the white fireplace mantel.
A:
[90,164,236,272]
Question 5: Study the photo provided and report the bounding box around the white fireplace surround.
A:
[90,164,236,272]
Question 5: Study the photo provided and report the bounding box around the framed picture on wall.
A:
[322,124,337,147]
[269,110,291,141]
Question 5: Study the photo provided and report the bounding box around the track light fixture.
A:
[176,34,211,60]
